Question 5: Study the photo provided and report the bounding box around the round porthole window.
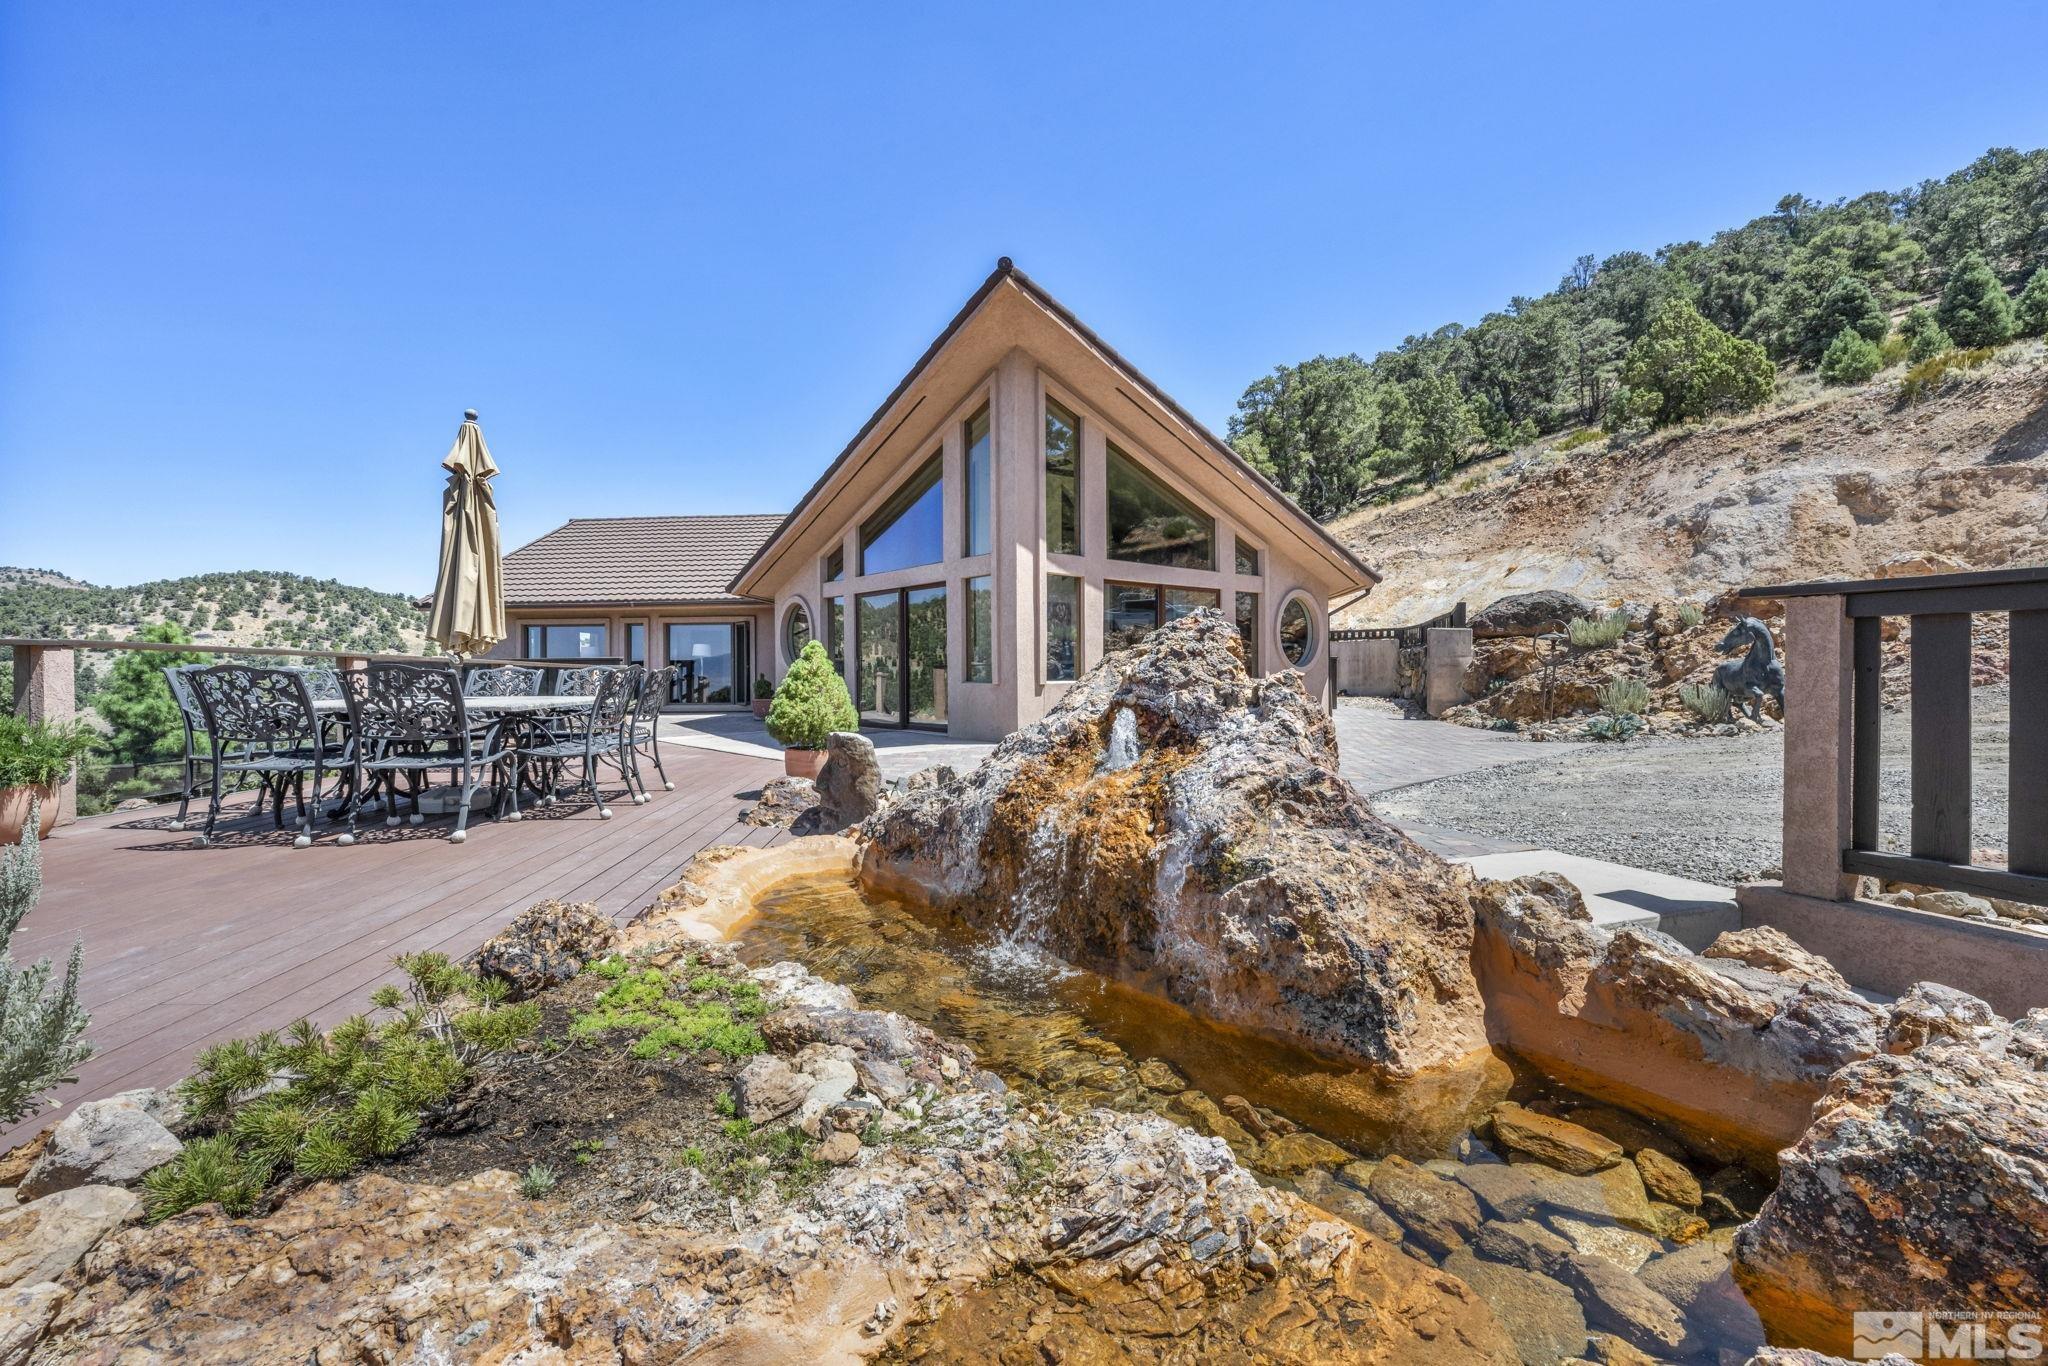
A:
[784,600,812,662]
[1278,595,1316,667]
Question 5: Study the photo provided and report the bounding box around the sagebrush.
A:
[1597,677,1651,716]
[1567,611,1629,649]
[0,799,91,1124]
[1679,682,1731,723]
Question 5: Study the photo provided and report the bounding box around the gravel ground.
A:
[1375,684,2011,887]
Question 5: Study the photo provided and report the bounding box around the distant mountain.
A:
[0,568,428,655]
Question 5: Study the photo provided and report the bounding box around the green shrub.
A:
[1900,306,1952,363]
[2017,267,2048,339]
[1899,347,1995,404]
[1679,682,1731,723]
[0,715,100,791]
[1819,328,1882,386]
[140,1135,272,1218]
[520,1162,558,1199]
[1597,678,1651,716]
[1937,252,2016,348]
[569,959,766,1060]
[764,639,857,751]
[1675,603,1705,630]
[1581,713,1644,742]
[0,800,91,1123]
[1567,611,1629,649]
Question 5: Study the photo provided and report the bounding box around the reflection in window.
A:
[626,623,648,666]
[1234,592,1258,667]
[1279,597,1315,666]
[1106,443,1214,569]
[1105,582,1220,652]
[860,455,944,576]
[825,546,844,582]
[1046,574,1079,681]
[524,624,607,659]
[826,596,845,673]
[784,601,811,663]
[966,575,993,683]
[668,623,749,704]
[856,592,899,725]
[1235,539,1261,576]
[907,586,947,726]
[965,405,991,558]
[1045,399,1079,555]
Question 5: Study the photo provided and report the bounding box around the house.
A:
[496,259,1379,740]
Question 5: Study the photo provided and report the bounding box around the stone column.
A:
[11,644,79,827]
[1423,628,1475,717]
[1780,595,1857,900]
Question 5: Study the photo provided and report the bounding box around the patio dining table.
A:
[310,693,602,818]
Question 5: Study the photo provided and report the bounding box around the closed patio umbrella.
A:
[426,409,505,657]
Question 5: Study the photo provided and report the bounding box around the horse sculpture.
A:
[1714,616,1785,721]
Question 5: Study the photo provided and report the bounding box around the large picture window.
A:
[859,454,944,576]
[523,624,607,659]
[1045,398,1079,555]
[1046,574,1079,681]
[856,586,947,728]
[966,575,993,683]
[965,404,991,558]
[1104,582,1219,652]
[1106,443,1214,570]
[667,622,749,705]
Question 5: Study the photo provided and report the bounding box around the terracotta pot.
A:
[0,784,60,846]
[752,699,772,719]
[783,748,825,779]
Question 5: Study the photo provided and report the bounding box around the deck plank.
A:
[4,748,786,1149]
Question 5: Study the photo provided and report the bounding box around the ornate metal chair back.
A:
[191,665,319,751]
[346,663,468,748]
[589,666,635,732]
[634,666,676,725]
[464,665,543,697]
[163,665,210,734]
[294,665,344,703]
[554,666,604,697]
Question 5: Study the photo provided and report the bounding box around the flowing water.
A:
[733,874,1765,1362]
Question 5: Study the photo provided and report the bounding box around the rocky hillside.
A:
[1332,346,2048,626]
[0,568,426,654]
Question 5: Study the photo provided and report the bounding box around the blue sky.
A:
[4,2,2045,594]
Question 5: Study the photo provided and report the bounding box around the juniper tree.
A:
[2016,267,2048,338]
[1819,328,1883,385]
[0,802,91,1123]
[1899,305,1953,362]
[1937,252,2016,348]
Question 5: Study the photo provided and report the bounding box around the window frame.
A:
[1104,441,1216,571]
[964,403,992,559]
[663,619,752,707]
[1234,538,1262,577]
[1044,396,1080,556]
[858,451,946,577]
[1277,592,1318,668]
[965,574,994,684]
[1044,573,1080,682]
[521,623,609,660]
[782,598,813,667]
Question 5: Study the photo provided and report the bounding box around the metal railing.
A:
[1331,602,1466,650]
[1744,567,2046,906]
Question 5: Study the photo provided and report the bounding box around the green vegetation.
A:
[0,715,100,791]
[1567,611,1629,649]
[764,639,858,752]
[1229,145,2048,513]
[1675,603,1705,630]
[0,804,91,1123]
[94,622,209,765]
[1582,712,1644,742]
[145,954,537,1221]
[682,1115,825,1201]
[1900,306,1953,362]
[0,568,424,657]
[568,955,767,1060]
[1899,346,1996,404]
[520,1163,559,1199]
[1597,677,1651,716]
[1937,252,2017,348]
[1550,428,1604,453]
[2017,267,2048,338]
[1819,328,1883,386]
[1679,682,1732,723]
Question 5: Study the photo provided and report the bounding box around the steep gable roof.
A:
[503,515,783,607]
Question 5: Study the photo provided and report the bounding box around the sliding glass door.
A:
[857,585,947,728]
[666,622,750,705]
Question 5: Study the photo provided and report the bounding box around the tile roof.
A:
[501,515,785,606]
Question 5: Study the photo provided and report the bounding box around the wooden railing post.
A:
[1781,595,1856,900]
[11,643,79,828]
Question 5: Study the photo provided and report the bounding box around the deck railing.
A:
[1742,567,2047,907]
[1331,601,1466,650]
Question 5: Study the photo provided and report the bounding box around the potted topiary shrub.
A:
[751,673,774,719]
[0,714,100,844]
[763,640,856,778]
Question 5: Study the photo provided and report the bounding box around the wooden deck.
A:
[6,746,787,1149]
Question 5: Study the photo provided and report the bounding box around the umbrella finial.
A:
[463,409,479,422]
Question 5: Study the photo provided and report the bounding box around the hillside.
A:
[0,569,428,655]
[1331,345,2048,625]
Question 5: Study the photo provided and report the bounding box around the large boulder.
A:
[0,1185,139,1290]
[1732,1024,2048,1358]
[860,611,1491,1078]
[18,1097,181,1202]
[1469,875,1883,1164]
[469,898,618,999]
[810,731,885,833]
[1471,590,1594,638]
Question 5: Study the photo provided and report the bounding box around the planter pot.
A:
[0,784,60,846]
[752,699,772,719]
[783,748,825,779]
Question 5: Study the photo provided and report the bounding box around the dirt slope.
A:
[1331,351,2048,625]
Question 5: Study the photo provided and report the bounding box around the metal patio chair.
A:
[338,662,512,845]
[162,664,212,833]
[620,664,676,803]
[506,664,632,822]
[187,665,341,848]
[464,664,543,697]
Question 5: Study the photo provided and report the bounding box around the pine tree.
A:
[0,802,91,1123]
[1803,275,1888,362]
[1900,305,1953,362]
[95,622,208,765]
[1611,298,1776,429]
[2015,266,2048,338]
[1819,328,1883,385]
[1937,252,2017,348]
